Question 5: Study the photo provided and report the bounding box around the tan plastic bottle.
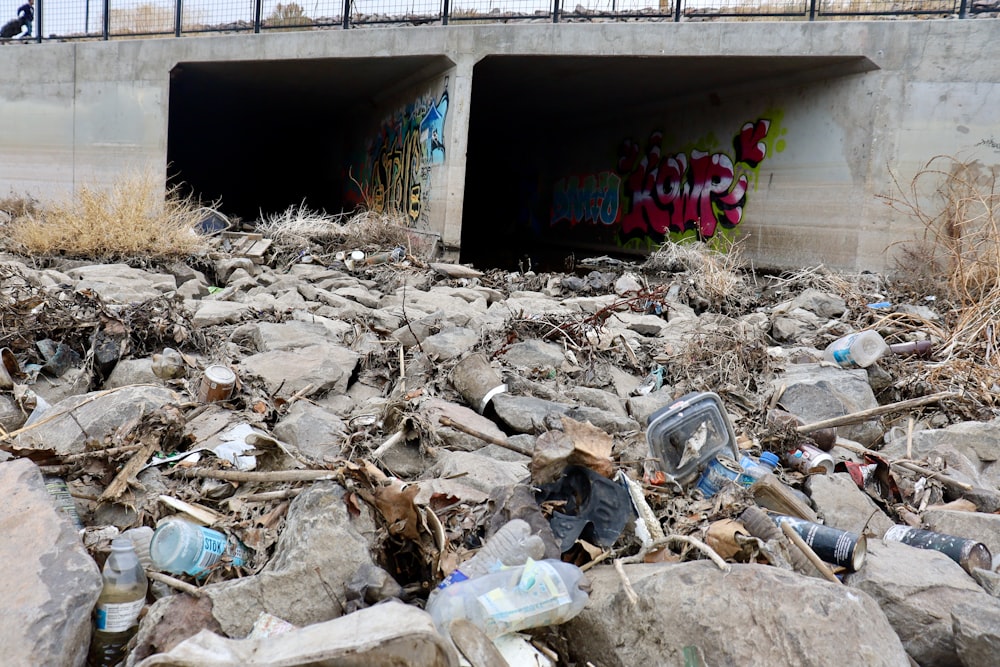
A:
[87,538,148,667]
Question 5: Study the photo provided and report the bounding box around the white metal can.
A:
[786,443,834,475]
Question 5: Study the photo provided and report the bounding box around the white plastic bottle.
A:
[822,330,889,368]
[436,519,546,590]
[149,516,249,576]
[426,559,589,640]
[738,451,780,487]
[87,538,147,667]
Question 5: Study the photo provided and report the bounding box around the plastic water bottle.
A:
[436,519,546,590]
[822,330,889,368]
[738,452,780,487]
[149,516,249,576]
[87,538,147,667]
[426,559,589,640]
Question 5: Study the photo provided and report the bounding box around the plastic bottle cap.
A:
[110,537,134,552]
[760,452,780,467]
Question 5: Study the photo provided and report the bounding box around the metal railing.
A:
[18,0,994,44]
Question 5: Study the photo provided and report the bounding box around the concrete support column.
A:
[439,55,474,253]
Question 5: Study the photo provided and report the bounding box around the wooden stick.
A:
[618,534,730,572]
[894,460,974,491]
[832,439,974,490]
[370,429,406,459]
[438,416,532,457]
[98,440,158,503]
[780,521,841,584]
[61,444,145,462]
[234,488,304,503]
[146,570,203,596]
[796,391,956,433]
[169,467,337,483]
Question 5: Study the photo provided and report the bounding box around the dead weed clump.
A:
[640,236,755,314]
[885,156,1000,355]
[4,173,209,262]
[256,204,410,265]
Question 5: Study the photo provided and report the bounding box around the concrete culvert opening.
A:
[460,54,875,272]
[167,55,454,225]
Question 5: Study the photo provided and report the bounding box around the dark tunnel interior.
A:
[167,54,873,268]
[167,56,452,225]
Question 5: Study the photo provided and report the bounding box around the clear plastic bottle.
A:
[426,559,588,640]
[822,330,889,368]
[436,519,546,590]
[87,538,148,667]
[149,516,248,577]
[738,451,780,487]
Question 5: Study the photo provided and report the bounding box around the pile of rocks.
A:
[0,241,998,667]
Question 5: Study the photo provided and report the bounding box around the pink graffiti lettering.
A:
[735,119,769,167]
[617,119,769,239]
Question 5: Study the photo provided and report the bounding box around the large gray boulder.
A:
[806,472,895,538]
[66,264,176,303]
[771,363,881,445]
[14,385,180,456]
[202,482,381,638]
[0,459,103,667]
[564,561,908,666]
[239,343,360,397]
[845,539,998,665]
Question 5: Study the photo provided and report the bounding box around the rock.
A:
[239,343,360,397]
[501,339,567,370]
[128,594,221,666]
[0,394,25,432]
[789,288,847,318]
[626,388,676,426]
[770,308,824,342]
[564,561,909,667]
[772,363,881,445]
[491,394,638,435]
[881,420,1000,491]
[423,450,529,494]
[952,602,1000,667]
[845,539,996,665]
[920,509,1000,562]
[0,459,103,667]
[806,472,896,538]
[417,398,508,451]
[272,401,347,462]
[66,264,176,303]
[203,482,379,637]
[14,385,180,456]
[613,272,643,295]
[569,386,629,417]
[419,327,480,360]
[234,320,343,352]
[103,358,160,388]
[189,300,252,327]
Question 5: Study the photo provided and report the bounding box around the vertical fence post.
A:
[254,0,262,32]
[103,0,110,39]
[553,0,560,22]
[958,0,968,17]
[34,0,41,42]
[808,0,817,20]
[442,0,449,25]
[343,0,351,28]
[175,0,182,36]
[673,0,681,21]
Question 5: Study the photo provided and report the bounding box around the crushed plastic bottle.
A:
[822,330,889,368]
[437,519,545,590]
[738,452,780,487]
[426,559,589,640]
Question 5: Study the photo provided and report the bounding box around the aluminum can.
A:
[773,515,867,572]
[198,365,237,403]
[883,525,992,574]
[694,456,743,498]
[786,443,835,475]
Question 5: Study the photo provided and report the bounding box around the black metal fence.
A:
[16,0,995,43]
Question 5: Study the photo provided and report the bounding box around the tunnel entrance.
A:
[167,56,452,225]
[460,54,875,271]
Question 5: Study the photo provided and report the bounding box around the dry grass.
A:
[640,235,754,313]
[4,171,210,262]
[256,203,411,264]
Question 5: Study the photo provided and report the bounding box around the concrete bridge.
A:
[1,20,998,271]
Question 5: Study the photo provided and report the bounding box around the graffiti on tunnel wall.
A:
[351,80,449,225]
[551,114,785,243]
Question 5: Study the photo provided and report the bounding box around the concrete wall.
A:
[0,21,997,272]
